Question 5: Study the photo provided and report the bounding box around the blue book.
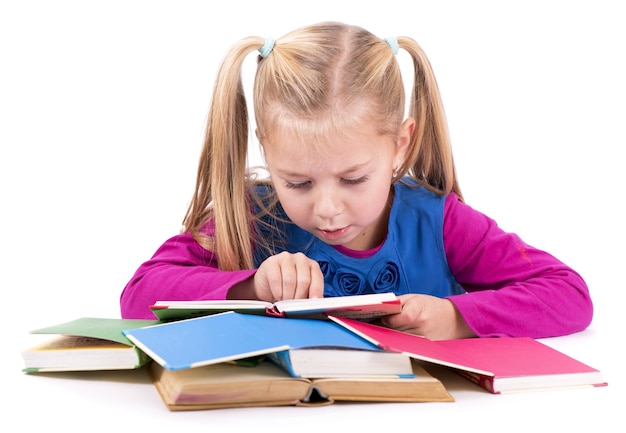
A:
[122,311,414,378]
[267,347,415,378]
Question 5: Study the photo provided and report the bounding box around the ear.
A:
[394,117,415,167]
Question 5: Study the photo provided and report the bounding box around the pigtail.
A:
[398,37,463,201]
[183,36,266,271]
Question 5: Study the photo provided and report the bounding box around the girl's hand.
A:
[380,294,476,340]
[253,252,325,301]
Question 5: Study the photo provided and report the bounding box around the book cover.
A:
[329,316,608,394]
[22,317,160,372]
[122,311,412,377]
[149,358,453,411]
[149,292,401,321]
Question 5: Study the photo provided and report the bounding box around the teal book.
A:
[22,317,160,373]
[122,311,414,378]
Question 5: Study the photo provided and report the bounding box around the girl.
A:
[120,22,593,340]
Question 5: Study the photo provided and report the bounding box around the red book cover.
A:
[329,317,607,394]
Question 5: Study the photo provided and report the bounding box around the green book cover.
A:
[30,317,160,345]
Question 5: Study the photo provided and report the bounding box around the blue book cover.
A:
[122,311,384,371]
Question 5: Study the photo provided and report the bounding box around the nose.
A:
[314,187,343,220]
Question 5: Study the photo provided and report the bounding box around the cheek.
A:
[275,190,309,225]
[358,194,385,219]
[355,185,392,221]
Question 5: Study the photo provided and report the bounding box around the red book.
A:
[329,316,607,394]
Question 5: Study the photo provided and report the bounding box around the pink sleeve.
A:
[443,194,593,338]
[119,231,256,319]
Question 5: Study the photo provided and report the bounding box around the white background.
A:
[1,1,624,431]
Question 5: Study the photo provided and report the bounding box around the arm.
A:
[443,194,593,338]
[119,232,256,319]
[120,223,325,319]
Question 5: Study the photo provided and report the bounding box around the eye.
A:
[284,180,311,190]
[341,176,369,185]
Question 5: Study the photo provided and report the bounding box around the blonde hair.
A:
[182,22,462,271]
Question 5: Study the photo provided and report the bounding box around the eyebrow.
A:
[274,161,371,177]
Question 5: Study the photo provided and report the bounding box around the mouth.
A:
[317,226,349,241]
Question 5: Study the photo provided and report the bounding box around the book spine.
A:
[134,347,153,367]
[266,351,299,377]
[453,369,497,394]
[264,306,286,317]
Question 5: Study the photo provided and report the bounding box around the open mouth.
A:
[318,226,349,241]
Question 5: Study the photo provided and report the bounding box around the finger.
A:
[381,296,414,329]
[277,253,299,300]
[381,314,417,334]
[254,263,279,302]
[307,263,325,299]
[290,253,317,299]
[257,254,290,301]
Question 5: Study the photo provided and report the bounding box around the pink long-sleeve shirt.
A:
[120,193,593,338]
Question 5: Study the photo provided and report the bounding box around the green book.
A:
[22,317,160,373]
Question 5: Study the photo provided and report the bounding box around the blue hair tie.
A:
[259,38,275,58]
[384,37,399,55]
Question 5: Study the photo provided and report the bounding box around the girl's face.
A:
[263,118,413,251]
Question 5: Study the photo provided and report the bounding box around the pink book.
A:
[329,317,607,394]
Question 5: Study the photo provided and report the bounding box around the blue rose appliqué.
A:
[318,261,333,278]
[368,261,402,293]
[333,269,366,295]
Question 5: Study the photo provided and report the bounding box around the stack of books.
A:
[21,293,607,410]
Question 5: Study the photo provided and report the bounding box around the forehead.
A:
[262,120,393,173]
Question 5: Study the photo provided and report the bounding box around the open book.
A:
[21,317,160,372]
[330,317,608,394]
[149,292,401,321]
[149,358,453,411]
